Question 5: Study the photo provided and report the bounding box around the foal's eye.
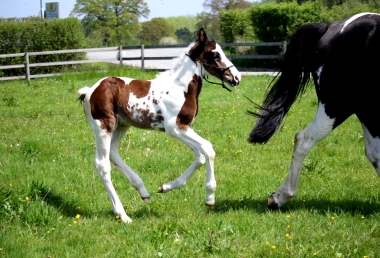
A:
[213,52,221,60]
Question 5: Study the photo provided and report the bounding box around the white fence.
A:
[0,42,286,81]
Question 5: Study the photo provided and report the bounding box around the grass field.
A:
[0,64,379,257]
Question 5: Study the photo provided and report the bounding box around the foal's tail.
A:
[248,23,329,144]
[77,86,91,103]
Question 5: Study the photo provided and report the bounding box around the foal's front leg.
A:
[158,128,216,209]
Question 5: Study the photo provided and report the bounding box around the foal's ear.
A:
[197,28,209,43]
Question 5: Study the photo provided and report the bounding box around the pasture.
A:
[0,64,379,257]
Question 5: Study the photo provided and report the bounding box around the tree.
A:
[220,9,253,43]
[197,0,252,41]
[175,27,193,44]
[71,0,149,46]
[203,0,252,12]
[138,18,174,45]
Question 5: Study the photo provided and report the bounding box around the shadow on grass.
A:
[38,187,161,220]
[213,196,380,215]
[31,183,79,217]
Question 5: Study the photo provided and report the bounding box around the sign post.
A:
[45,2,60,19]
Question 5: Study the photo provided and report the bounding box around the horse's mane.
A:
[155,42,196,79]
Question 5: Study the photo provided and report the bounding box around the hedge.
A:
[0,17,86,77]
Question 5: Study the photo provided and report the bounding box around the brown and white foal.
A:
[78,29,241,223]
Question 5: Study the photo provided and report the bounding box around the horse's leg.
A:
[109,125,151,202]
[93,128,132,223]
[158,128,216,209]
[268,103,337,209]
[360,124,380,176]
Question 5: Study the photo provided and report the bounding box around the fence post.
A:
[119,46,123,66]
[141,45,144,71]
[25,52,30,81]
[282,41,287,54]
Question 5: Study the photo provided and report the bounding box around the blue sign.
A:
[45,2,59,19]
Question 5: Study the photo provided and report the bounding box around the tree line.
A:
[69,0,380,47]
[1,0,380,72]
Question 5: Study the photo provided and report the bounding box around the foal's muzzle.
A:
[222,67,240,87]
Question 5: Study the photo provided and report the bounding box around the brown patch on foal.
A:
[90,77,153,133]
[129,80,151,98]
[176,75,203,131]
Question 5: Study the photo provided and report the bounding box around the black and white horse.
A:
[249,12,380,209]
[78,29,241,222]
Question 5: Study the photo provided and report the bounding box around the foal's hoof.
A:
[267,193,279,210]
[141,196,151,203]
[205,203,214,210]
[157,185,164,193]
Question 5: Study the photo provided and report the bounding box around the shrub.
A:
[0,17,86,77]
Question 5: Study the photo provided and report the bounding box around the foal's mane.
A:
[155,42,196,79]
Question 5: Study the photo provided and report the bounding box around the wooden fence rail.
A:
[0,42,286,81]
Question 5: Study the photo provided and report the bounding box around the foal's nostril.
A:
[235,75,239,82]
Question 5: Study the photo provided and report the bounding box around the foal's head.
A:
[188,28,241,87]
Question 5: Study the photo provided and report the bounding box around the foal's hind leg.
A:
[361,124,380,176]
[110,125,151,202]
[268,104,336,209]
[93,128,133,223]
[158,128,216,209]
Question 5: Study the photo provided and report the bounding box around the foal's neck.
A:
[174,57,204,93]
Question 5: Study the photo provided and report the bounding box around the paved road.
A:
[87,47,188,70]
[86,48,278,76]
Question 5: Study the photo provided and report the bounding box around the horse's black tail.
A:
[248,22,330,144]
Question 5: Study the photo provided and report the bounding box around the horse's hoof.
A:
[267,193,279,210]
[141,196,151,203]
[157,185,164,193]
[205,203,214,210]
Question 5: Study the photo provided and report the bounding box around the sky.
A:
[0,0,206,21]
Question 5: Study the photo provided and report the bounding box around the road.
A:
[86,47,277,76]
[86,47,188,70]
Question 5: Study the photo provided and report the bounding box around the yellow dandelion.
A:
[332,216,335,220]
[285,233,292,239]
[47,230,50,234]
[286,214,291,219]
[74,221,77,224]
[115,215,120,219]
[68,224,72,227]
[75,214,81,219]
[25,196,29,201]
[361,215,365,219]
[286,246,290,251]
[287,225,291,229]
[266,241,270,245]
[271,245,276,249]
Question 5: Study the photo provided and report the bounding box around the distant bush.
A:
[220,9,254,44]
[0,17,86,77]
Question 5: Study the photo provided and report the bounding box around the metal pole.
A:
[40,0,44,19]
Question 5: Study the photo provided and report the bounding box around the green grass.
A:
[0,64,379,257]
